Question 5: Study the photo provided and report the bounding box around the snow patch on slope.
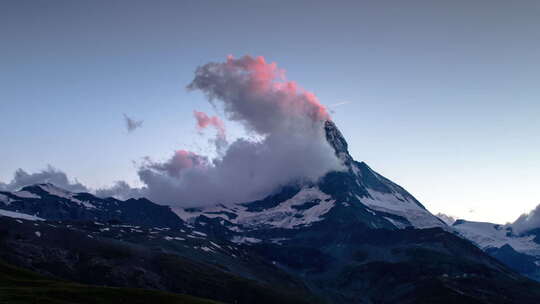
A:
[13,191,40,199]
[231,236,262,244]
[35,184,97,209]
[175,187,336,230]
[235,187,335,229]
[359,190,445,229]
[0,209,44,221]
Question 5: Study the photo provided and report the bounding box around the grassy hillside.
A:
[0,259,219,304]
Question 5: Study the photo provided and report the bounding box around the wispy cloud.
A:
[327,101,351,114]
[123,114,143,132]
[328,101,351,108]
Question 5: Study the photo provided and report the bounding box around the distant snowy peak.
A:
[21,183,74,197]
[453,220,540,257]
[18,183,99,209]
[452,219,540,280]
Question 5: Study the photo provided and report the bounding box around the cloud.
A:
[95,181,143,200]
[512,203,540,234]
[194,111,226,137]
[131,55,342,206]
[188,55,330,135]
[193,110,228,153]
[0,166,89,193]
[123,114,143,132]
[328,101,351,108]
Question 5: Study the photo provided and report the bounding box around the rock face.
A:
[325,120,353,167]
[2,121,540,303]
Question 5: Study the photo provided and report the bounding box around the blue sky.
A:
[1,0,539,223]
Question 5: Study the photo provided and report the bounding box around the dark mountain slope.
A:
[0,215,319,304]
[0,258,220,304]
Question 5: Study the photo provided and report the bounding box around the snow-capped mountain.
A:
[453,219,540,281]
[3,121,540,303]
[176,120,446,241]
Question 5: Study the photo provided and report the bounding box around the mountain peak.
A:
[324,120,348,154]
[324,120,354,168]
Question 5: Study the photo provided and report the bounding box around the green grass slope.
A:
[0,260,220,304]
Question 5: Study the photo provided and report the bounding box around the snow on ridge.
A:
[13,191,40,199]
[0,209,44,221]
[234,187,335,229]
[173,171,443,231]
[37,183,72,198]
[3,184,101,211]
[359,190,445,229]
[173,205,241,223]
[79,200,97,209]
[35,184,98,209]
[193,231,207,237]
[231,236,261,244]
[175,187,336,230]
[383,216,407,229]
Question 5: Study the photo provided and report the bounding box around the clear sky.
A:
[1,0,539,224]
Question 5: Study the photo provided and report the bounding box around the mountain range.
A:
[1,121,540,303]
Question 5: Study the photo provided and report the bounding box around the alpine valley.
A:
[1,121,540,303]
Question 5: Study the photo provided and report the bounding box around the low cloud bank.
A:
[0,166,88,193]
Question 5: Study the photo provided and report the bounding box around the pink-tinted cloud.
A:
[193,110,226,139]
[188,55,330,135]
[145,150,208,178]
